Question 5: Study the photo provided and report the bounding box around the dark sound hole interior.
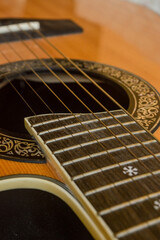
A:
[0,69,129,134]
[0,188,93,240]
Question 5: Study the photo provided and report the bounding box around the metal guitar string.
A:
[21,23,160,162]
[14,24,160,177]
[29,23,160,136]
[1,52,53,114]
[4,23,160,208]
[5,73,36,115]
[0,23,159,231]
[29,23,160,147]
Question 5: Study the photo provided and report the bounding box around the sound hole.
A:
[0,70,129,134]
[0,189,93,240]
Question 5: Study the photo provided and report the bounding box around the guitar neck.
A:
[25,109,160,240]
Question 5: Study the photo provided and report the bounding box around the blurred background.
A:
[127,0,160,14]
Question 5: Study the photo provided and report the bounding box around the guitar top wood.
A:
[0,0,159,239]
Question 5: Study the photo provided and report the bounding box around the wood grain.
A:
[0,1,159,239]
[25,107,160,239]
[0,0,159,193]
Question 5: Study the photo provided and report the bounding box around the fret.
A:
[44,128,145,145]
[63,148,159,167]
[101,193,160,233]
[119,225,160,240]
[63,154,160,181]
[116,217,160,239]
[39,120,106,137]
[54,139,156,163]
[100,191,160,216]
[76,170,160,195]
[33,112,112,129]
[71,151,159,181]
[118,223,160,240]
[47,131,144,153]
[86,174,160,212]
[27,109,128,127]
[35,116,115,135]
[44,127,113,144]
[34,114,132,137]
[28,113,77,126]
[52,136,123,154]
[63,149,160,169]
[31,110,131,135]
[82,173,151,194]
[49,129,154,155]
[134,131,154,142]
[40,121,128,142]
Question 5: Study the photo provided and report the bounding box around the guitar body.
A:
[0,0,159,239]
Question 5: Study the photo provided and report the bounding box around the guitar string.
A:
[12,23,160,179]
[1,46,159,234]
[26,22,160,182]
[1,24,160,223]
[19,23,160,163]
[0,52,53,114]
[5,74,36,115]
[4,23,160,204]
[27,22,160,140]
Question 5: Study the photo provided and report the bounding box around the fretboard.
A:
[25,109,160,240]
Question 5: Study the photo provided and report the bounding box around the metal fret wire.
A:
[1,23,160,236]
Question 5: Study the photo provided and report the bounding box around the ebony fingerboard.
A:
[25,110,160,240]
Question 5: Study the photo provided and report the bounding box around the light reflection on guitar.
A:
[0,0,159,239]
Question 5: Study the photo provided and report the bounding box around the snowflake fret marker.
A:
[154,200,160,210]
[123,166,138,177]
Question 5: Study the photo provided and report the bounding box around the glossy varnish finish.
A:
[0,0,158,175]
[0,0,160,239]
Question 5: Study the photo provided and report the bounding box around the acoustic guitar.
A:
[0,0,159,239]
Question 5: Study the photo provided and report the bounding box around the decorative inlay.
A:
[0,134,44,162]
[58,59,159,131]
[153,199,160,210]
[123,166,138,177]
[0,59,159,132]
